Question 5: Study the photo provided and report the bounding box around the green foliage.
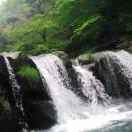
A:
[74,16,100,35]
[4,14,67,55]
[0,0,132,56]
[55,0,98,27]
[0,0,102,56]
[17,65,40,81]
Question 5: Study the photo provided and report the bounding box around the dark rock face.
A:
[0,54,57,131]
[9,55,57,130]
[25,100,56,129]
[93,50,132,98]
[0,56,19,132]
[64,59,84,97]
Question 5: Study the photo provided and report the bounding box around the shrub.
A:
[17,65,40,81]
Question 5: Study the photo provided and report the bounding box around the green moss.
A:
[17,65,40,81]
[78,51,94,64]
[0,97,9,114]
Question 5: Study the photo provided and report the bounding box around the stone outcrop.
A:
[0,56,19,132]
[0,53,57,132]
[77,53,93,65]
[9,55,57,130]
[93,50,132,98]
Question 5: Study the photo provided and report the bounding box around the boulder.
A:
[93,50,132,98]
[77,53,93,65]
[9,55,57,130]
[52,51,69,62]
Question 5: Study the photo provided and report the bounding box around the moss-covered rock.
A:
[17,65,40,81]
[9,55,57,130]
[77,53,93,65]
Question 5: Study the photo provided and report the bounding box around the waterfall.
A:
[2,50,132,132]
[31,54,111,124]
[73,65,110,105]
[31,54,91,123]
[4,57,28,132]
[31,52,132,132]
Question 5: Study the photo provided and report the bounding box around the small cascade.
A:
[114,50,132,84]
[4,57,28,132]
[93,50,132,97]
[73,65,110,105]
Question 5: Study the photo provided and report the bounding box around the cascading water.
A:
[73,65,110,106]
[4,57,28,132]
[93,50,132,97]
[31,54,91,123]
[31,52,132,132]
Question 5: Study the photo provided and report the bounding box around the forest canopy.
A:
[0,0,132,57]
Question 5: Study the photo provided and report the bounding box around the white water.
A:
[73,65,110,105]
[113,51,132,88]
[4,57,28,132]
[31,53,132,132]
[47,102,132,132]
[32,100,132,132]
[31,54,91,123]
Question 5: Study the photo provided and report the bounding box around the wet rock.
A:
[93,50,132,98]
[52,51,68,61]
[0,56,19,132]
[25,100,56,129]
[77,53,93,65]
[0,51,20,59]
[9,55,57,130]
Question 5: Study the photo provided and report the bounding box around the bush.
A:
[17,65,40,81]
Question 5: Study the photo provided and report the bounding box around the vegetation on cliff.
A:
[0,0,132,57]
[17,65,40,81]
